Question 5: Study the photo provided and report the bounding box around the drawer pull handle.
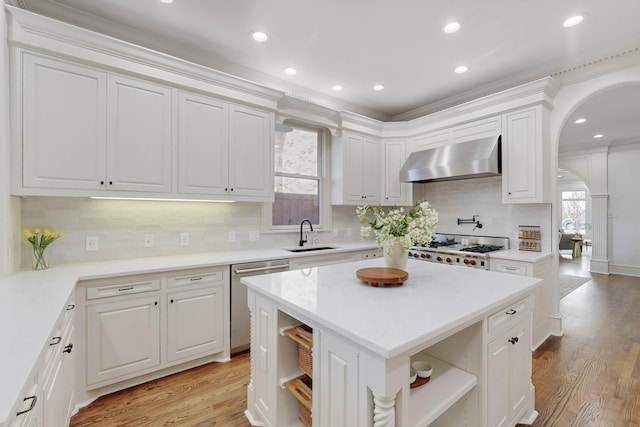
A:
[66,304,75,310]
[505,267,518,271]
[118,287,134,292]
[190,277,202,281]
[50,336,62,346]
[63,343,73,354]
[508,337,519,345]
[506,309,517,315]
[16,396,37,416]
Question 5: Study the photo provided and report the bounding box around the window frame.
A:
[262,123,332,233]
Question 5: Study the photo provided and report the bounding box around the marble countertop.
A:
[242,258,542,359]
[490,249,553,263]
[0,242,378,426]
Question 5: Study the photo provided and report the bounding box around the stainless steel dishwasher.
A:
[230,259,289,354]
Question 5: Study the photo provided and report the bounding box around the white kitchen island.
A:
[242,258,542,427]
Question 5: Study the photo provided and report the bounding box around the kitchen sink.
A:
[285,246,336,253]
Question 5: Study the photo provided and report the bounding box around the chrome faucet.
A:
[299,218,314,246]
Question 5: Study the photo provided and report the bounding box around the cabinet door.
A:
[167,284,225,363]
[228,105,274,201]
[343,133,366,202]
[362,137,381,203]
[22,53,107,190]
[487,319,531,427]
[106,75,172,193]
[502,108,539,203]
[178,92,229,196]
[382,139,411,206]
[86,294,160,387]
[43,351,65,427]
[317,330,362,427]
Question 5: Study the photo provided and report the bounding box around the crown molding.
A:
[6,5,284,110]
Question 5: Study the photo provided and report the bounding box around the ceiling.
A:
[9,0,640,123]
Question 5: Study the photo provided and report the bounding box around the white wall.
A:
[18,197,366,268]
[416,176,552,251]
[608,144,640,274]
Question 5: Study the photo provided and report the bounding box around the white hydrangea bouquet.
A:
[356,200,438,255]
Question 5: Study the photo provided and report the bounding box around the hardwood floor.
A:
[71,262,640,427]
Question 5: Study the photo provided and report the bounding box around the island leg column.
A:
[366,354,405,427]
[373,394,396,426]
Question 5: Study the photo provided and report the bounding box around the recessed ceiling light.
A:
[373,84,385,91]
[594,134,604,139]
[563,15,584,28]
[331,84,344,92]
[574,118,587,124]
[252,31,269,42]
[443,22,461,33]
[284,67,297,76]
[454,65,468,74]
[160,0,173,3]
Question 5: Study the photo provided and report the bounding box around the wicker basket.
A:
[285,325,313,377]
[285,374,312,427]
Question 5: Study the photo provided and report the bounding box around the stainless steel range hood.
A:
[400,135,501,183]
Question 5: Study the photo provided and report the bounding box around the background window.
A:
[271,126,323,226]
[561,190,586,234]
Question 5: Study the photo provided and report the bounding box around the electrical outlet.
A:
[86,236,99,252]
[249,231,260,242]
[144,234,154,247]
[180,232,189,246]
[228,231,237,243]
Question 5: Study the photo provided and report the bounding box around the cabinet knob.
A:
[225,188,228,192]
[109,181,113,185]
[154,301,158,306]
[100,180,104,185]
[508,337,519,345]
[49,336,62,346]
[66,304,75,311]
[170,299,174,303]
[63,343,73,354]
[230,188,234,191]
[505,309,517,315]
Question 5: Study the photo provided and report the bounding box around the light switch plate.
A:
[144,234,154,247]
[180,232,189,246]
[86,236,99,251]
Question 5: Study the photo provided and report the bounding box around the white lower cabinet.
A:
[10,294,75,427]
[487,319,531,427]
[81,267,229,391]
[167,284,225,363]
[87,293,161,387]
[316,330,362,427]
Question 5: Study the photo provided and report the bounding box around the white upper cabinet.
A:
[228,105,274,201]
[502,106,551,204]
[177,96,274,201]
[332,132,380,205]
[382,139,412,206]
[21,53,107,191]
[18,52,172,196]
[106,75,172,193]
[178,92,229,196]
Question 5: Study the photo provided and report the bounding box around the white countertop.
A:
[490,249,553,263]
[0,242,377,426]
[242,258,542,359]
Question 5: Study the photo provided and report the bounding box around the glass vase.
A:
[384,239,408,270]
[32,246,49,270]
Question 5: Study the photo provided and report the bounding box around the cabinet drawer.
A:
[492,260,530,276]
[86,279,160,299]
[488,298,529,333]
[167,268,225,289]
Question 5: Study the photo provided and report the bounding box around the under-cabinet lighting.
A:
[90,197,235,203]
[160,0,173,3]
[593,134,604,139]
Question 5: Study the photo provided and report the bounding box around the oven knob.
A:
[420,253,428,258]
[470,260,477,266]
[436,256,443,262]
[413,253,420,258]
[463,259,470,264]
[425,253,431,259]
[408,251,413,257]
[446,257,452,263]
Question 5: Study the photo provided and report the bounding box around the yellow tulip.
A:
[22,228,33,238]
[34,228,41,234]
[58,231,65,238]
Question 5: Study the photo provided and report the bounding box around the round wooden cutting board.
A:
[356,267,408,287]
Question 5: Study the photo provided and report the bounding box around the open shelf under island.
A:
[241,258,542,427]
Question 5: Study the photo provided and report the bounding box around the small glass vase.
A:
[384,240,408,270]
[32,247,49,270]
